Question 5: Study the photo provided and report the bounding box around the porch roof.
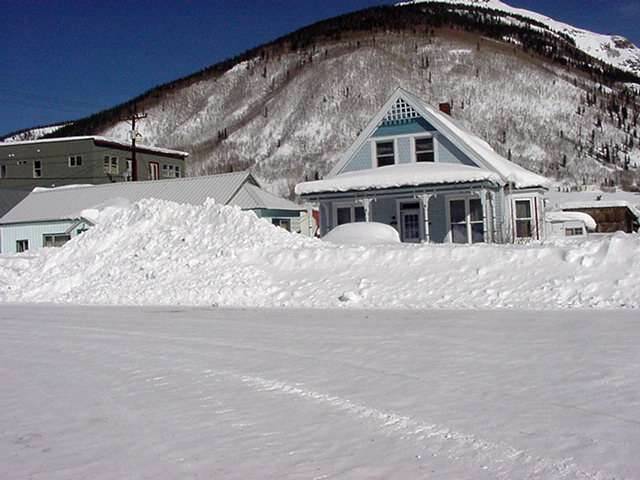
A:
[296,163,503,196]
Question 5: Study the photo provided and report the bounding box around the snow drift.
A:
[1,198,640,309]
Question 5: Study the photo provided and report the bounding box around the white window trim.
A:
[395,199,425,242]
[411,134,438,163]
[332,202,366,228]
[512,197,535,240]
[68,155,82,167]
[370,138,398,168]
[33,160,42,178]
[445,194,486,244]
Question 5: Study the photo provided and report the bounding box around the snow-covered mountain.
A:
[399,0,640,76]
[3,2,640,195]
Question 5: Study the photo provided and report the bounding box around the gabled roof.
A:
[0,135,189,158]
[296,163,503,196]
[1,171,302,225]
[0,188,30,219]
[328,87,549,189]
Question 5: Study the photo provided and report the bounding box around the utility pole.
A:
[122,103,147,181]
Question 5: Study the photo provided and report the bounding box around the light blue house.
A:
[0,171,304,253]
[296,88,550,244]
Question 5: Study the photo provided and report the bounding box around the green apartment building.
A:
[0,136,188,189]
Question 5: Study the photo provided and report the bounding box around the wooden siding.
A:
[564,207,637,233]
[340,142,372,174]
[373,118,435,137]
[436,135,478,167]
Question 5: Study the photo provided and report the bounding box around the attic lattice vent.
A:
[382,97,420,124]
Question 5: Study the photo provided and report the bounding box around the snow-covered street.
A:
[2,305,639,479]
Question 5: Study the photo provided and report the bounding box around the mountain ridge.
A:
[2,2,639,193]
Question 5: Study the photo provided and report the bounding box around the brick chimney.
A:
[438,102,452,116]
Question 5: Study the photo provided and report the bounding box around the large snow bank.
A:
[1,198,640,309]
[323,222,400,245]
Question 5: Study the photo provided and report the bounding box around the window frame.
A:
[16,239,29,253]
[103,155,119,174]
[372,138,397,168]
[42,233,71,248]
[413,135,436,163]
[68,155,83,167]
[333,202,367,228]
[446,195,486,244]
[33,160,42,178]
[271,218,291,232]
[514,198,534,239]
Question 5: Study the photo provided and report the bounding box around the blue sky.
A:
[1,0,638,135]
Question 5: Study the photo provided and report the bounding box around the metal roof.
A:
[231,183,304,211]
[0,188,30,219]
[1,171,302,225]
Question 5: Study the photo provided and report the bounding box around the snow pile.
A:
[323,222,401,245]
[2,198,640,309]
[0,199,317,307]
[546,211,597,231]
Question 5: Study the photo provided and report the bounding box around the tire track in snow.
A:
[237,374,612,480]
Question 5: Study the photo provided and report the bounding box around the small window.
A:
[68,155,83,167]
[375,141,395,167]
[565,227,583,236]
[43,234,71,248]
[515,200,533,238]
[0,164,6,178]
[16,239,29,253]
[175,165,181,178]
[17,160,27,166]
[33,160,42,178]
[272,218,291,231]
[415,137,435,162]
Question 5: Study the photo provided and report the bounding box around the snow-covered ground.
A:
[2,304,639,479]
[1,198,639,309]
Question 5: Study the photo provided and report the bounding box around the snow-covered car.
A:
[322,222,400,245]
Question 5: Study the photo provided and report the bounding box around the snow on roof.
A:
[232,183,305,211]
[327,88,550,190]
[398,89,551,189]
[0,135,189,157]
[546,211,597,231]
[0,188,30,219]
[1,172,302,225]
[560,200,640,222]
[296,163,503,196]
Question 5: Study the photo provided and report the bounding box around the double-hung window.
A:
[449,197,485,244]
[103,156,118,174]
[415,136,435,162]
[335,204,366,226]
[33,160,42,178]
[375,140,395,167]
[68,155,83,167]
[515,200,533,239]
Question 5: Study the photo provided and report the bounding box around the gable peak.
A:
[381,96,421,125]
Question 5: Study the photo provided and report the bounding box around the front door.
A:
[400,208,421,243]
